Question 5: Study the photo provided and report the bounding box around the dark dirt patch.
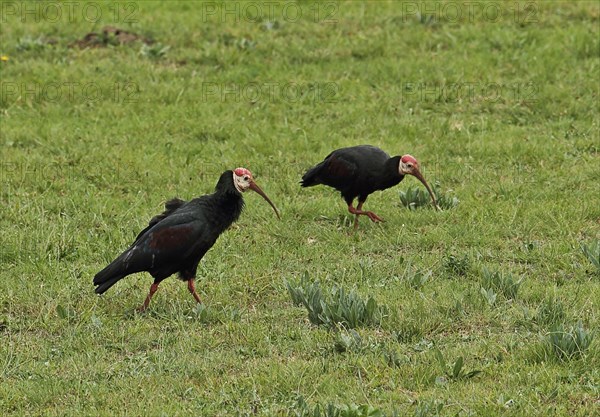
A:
[70,26,153,49]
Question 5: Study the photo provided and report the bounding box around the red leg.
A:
[138,282,159,312]
[348,202,384,227]
[187,278,202,304]
[353,201,364,229]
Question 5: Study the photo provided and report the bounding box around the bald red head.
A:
[231,167,281,219]
[401,154,419,167]
[398,154,440,210]
[234,167,253,178]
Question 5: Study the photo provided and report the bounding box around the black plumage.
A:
[302,145,438,228]
[94,168,279,311]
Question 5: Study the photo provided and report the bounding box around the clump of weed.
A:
[290,396,391,417]
[393,321,424,343]
[16,36,53,51]
[535,297,566,326]
[334,329,364,353]
[413,399,444,417]
[188,304,241,325]
[218,33,256,50]
[320,285,384,328]
[192,303,212,323]
[399,182,459,210]
[285,273,384,329]
[480,287,498,306]
[481,268,522,300]
[540,321,594,361]
[56,304,77,322]
[403,266,432,290]
[580,240,600,272]
[433,348,482,385]
[286,273,324,325]
[383,348,408,368]
[140,42,170,59]
[444,254,470,276]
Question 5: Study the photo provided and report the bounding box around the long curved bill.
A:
[411,169,440,211]
[249,181,281,219]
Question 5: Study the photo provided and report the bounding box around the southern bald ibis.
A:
[301,145,438,228]
[93,168,279,311]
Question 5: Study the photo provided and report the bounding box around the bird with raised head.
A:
[301,145,438,229]
[93,168,280,311]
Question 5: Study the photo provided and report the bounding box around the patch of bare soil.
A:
[70,26,153,49]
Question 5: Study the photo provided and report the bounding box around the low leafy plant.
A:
[481,268,522,300]
[286,272,324,324]
[393,321,424,343]
[189,304,240,325]
[444,254,470,276]
[433,348,482,384]
[496,395,516,410]
[98,31,122,47]
[334,329,364,353]
[535,297,566,325]
[542,321,594,361]
[324,287,384,328]
[480,287,497,307]
[399,186,431,210]
[451,300,466,318]
[285,274,384,329]
[580,240,600,272]
[56,304,76,322]
[140,42,170,59]
[405,268,432,290]
[399,182,459,210]
[192,303,215,324]
[413,400,444,417]
[16,36,51,51]
[290,396,390,417]
[383,348,408,368]
[412,339,434,353]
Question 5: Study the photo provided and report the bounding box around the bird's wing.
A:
[124,214,210,274]
[321,152,359,184]
[135,198,187,241]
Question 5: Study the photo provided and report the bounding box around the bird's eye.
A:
[243,176,249,181]
[407,164,412,168]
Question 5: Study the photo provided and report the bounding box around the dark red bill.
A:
[249,181,281,219]
[411,169,440,211]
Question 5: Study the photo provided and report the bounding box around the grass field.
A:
[1,1,599,415]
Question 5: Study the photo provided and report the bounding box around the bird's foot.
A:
[352,211,384,230]
[136,304,148,313]
[366,211,384,223]
[348,204,384,228]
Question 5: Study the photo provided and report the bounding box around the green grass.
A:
[1,1,599,415]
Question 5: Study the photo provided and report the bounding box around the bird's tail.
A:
[93,255,129,294]
[300,163,324,187]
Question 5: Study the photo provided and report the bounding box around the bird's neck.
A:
[206,190,244,232]
[386,156,403,179]
[372,156,403,190]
